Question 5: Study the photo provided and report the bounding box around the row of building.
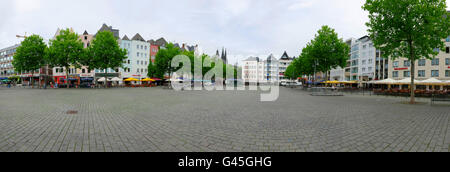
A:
[330,36,450,82]
[241,52,295,84]
[241,35,450,85]
[0,23,230,85]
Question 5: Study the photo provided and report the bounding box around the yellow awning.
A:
[141,78,155,82]
[124,78,139,82]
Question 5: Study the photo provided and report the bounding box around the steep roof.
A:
[187,45,195,52]
[154,38,167,47]
[174,43,180,49]
[147,39,156,45]
[83,30,89,35]
[266,54,277,61]
[243,57,260,62]
[95,23,120,39]
[131,33,145,42]
[122,35,130,41]
[280,51,293,60]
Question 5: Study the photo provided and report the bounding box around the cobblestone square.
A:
[0,87,448,152]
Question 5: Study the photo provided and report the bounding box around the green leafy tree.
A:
[13,35,47,88]
[363,0,450,104]
[88,31,127,87]
[305,26,350,80]
[154,43,181,79]
[47,29,85,88]
[147,60,157,78]
[285,60,300,80]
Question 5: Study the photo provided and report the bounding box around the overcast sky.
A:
[1,0,448,64]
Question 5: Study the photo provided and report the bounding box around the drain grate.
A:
[66,110,78,115]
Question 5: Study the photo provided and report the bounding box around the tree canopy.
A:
[88,31,128,74]
[47,28,85,88]
[13,35,47,74]
[153,43,181,79]
[285,25,349,81]
[363,0,450,103]
[13,34,47,87]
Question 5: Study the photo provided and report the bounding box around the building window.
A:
[446,58,450,65]
[137,52,140,57]
[393,71,399,78]
[446,36,450,42]
[431,70,439,77]
[137,45,139,49]
[137,60,140,65]
[431,58,439,66]
[82,69,86,73]
[128,60,131,64]
[404,60,410,67]
[404,71,410,77]
[446,47,450,54]
[446,70,450,77]
[418,70,425,77]
[433,48,440,53]
[418,59,426,66]
[84,36,88,40]
[393,61,399,68]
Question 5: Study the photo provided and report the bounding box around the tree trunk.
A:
[39,71,41,89]
[66,67,70,89]
[31,71,34,88]
[410,59,416,104]
[409,41,416,104]
[105,69,108,88]
[44,65,48,89]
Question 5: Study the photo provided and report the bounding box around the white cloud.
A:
[288,0,316,10]
[14,0,42,13]
[0,0,373,64]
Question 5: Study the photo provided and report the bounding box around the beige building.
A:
[52,28,96,85]
[388,40,450,81]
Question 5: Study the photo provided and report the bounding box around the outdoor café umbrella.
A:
[141,78,155,82]
[417,78,443,85]
[97,77,107,82]
[110,77,121,82]
[124,78,139,82]
[397,78,419,85]
[374,78,397,85]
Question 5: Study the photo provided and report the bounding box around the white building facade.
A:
[242,54,281,84]
[120,33,150,80]
[278,51,295,83]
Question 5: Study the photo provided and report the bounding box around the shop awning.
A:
[81,78,94,81]
[141,78,155,82]
[124,78,139,82]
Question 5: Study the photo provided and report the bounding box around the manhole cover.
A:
[66,110,78,114]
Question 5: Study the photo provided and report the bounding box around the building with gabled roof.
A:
[119,33,150,79]
[95,23,120,39]
[279,51,295,82]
